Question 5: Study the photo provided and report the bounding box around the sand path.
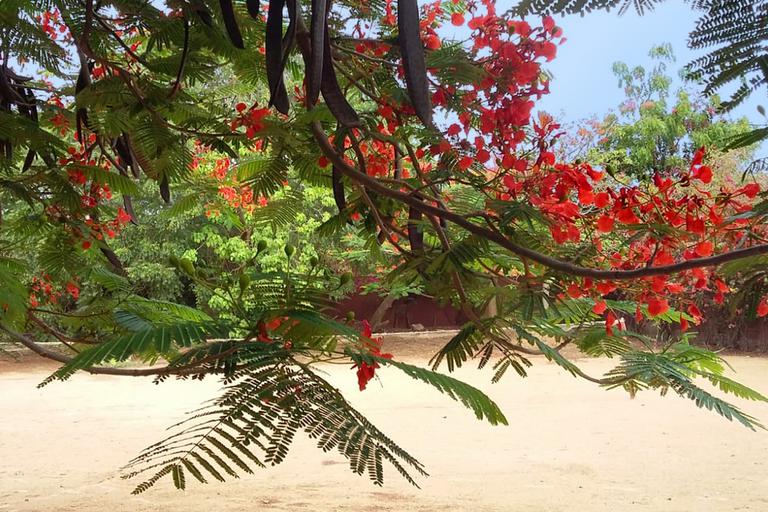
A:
[1,337,767,511]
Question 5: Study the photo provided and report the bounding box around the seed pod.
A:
[114,134,139,178]
[309,256,319,267]
[257,240,268,253]
[159,175,170,203]
[266,0,289,114]
[18,88,37,171]
[397,0,433,128]
[339,272,352,285]
[219,0,244,49]
[246,0,261,19]
[22,150,35,172]
[307,0,328,106]
[179,258,195,276]
[331,165,346,212]
[194,6,213,27]
[281,0,298,78]
[168,255,181,268]
[239,274,251,292]
[74,61,91,144]
[100,247,126,275]
[319,15,359,127]
[284,244,295,258]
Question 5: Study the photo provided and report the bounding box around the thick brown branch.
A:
[309,122,768,280]
[2,326,173,377]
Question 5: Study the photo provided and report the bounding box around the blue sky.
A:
[531,0,762,130]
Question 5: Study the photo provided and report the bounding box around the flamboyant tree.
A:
[2,0,768,492]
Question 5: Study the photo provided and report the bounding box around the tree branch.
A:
[1,326,174,377]
[309,121,768,280]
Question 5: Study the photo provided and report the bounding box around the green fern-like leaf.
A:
[123,354,428,493]
[40,301,220,385]
[603,350,766,430]
[379,357,509,426]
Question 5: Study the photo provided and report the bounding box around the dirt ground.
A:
[1,334,768,512]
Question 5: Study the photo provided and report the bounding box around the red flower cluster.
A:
[29,275,79,308]
[490,138,766,329]
[231,103,271,139]
[38,9,69,42]
[217,184,266,211]
[354,320,393,391]
[254,316,294,350]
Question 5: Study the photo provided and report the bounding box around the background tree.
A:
[558,44,756,183]
[513,0,768,149]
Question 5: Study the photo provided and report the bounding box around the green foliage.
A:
[603,346,767,430]
[0,257,28,328]
[376,357,508,425]
[687,0,768,113]
[41,300,221,385]
[124,350,428,492]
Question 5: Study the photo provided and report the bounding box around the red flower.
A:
[647,298,669,317]
[742,183,760,198]
[596,215,614,233]
[66,282,80,300]
[758,298,768,318]
[451,13,465,26]
[116,206,133,225]
[424,34,441,50]
[566,283,582,298]
[594,192,610,208]
[605,310,616,336]
[355,320,393,391]
[535,41,557,62]
[687,304,702,322]
[595,281,616,295]
[694,240,713,257]
[266,317,285,331]
[542,16,556,32]
[357,362,377,391]
[592,300,607,315]
[692,165,713,184]
[617,208,640,224]
[691,146,705,167]
[458,156,473,170]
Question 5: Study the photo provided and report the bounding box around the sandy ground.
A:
[1,335,768,512]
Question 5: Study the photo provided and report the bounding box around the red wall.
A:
[333,293,468,331]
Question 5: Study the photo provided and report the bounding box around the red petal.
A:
[695,240,713,257]
[758,299,768,318]
[596,215,614,233]
[647,298,670,317]
[592,300,607,315]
